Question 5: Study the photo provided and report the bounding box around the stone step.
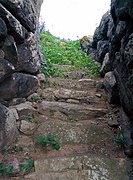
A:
[41,88,106,105]
[36,120,111,145]
[34,154,128,180]
[62,71,88,79]
[38,101,108,121]
[45,77,104,91]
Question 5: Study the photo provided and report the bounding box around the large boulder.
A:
[100,53,112,77]
[17,32,41,74]
[96,40,109,63]
[0,73,39,100]
[2,35,18,65]
[0,58,15,83]
[0,3,27,44]
[0,0,36,32]
[104,71,119,104]
[0,103,18,147]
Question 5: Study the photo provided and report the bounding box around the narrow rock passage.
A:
[0,65,128,179]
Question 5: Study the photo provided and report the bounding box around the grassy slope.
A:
[39,30,100,77]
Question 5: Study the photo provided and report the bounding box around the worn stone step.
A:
[38,101,108,121]
[62,71,88,79]
[36,120,111,145]
[34,154,128,180]
[45,77,104,91]
[41,88,106,105]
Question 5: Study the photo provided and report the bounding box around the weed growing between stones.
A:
[25,113,38,124]
[27,113,34,120]
[0,163,13,176]
[19,158,34,171]
[31,95,41,102]
[112,126,124,148]
[41,60,60,77]
[12,145,24,152]
[0,145,34,177]
[0,146,8,152]
[35,133,61,150]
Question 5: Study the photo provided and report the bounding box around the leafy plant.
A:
[27,113,35,123]
[19,159,34,171]
[35,134,47,146]
[39,30,100,77]
[112,126,124,144]
[0,146,8,152]
[35,133,60,150]
[12,146,19,152]
[0,162,13,175]
[32,95,41,102]
[41,60,60,77]
[12,145,24,152]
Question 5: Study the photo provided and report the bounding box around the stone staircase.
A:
[30,72,128,180]
[34,155,127,180]
[1,68,129,180]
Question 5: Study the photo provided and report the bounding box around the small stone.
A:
[9,98,26,106]
[96,93,102,98]
[10,158,20,174]
[25,173,36,180]
[63,72,86,79]
[10,108,19,121]
[19,120,36,135]
[11,101,37,120]
[66,99,79,104]
[78,78,94,82]
[37,73,46,83]
[107,117,119,128]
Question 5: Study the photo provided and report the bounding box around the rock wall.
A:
[89,0,133,157]
[0,0,43,146]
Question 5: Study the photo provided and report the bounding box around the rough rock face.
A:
[92,11,110,49]
[80,36,92,53]
[103,71,119,104]
[89,0,133,157]
[0,103,17,147]
[0,0,43,101]
[0,0,43,147]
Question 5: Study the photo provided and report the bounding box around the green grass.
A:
[40,30,100,77]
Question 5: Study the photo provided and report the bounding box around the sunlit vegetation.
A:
[39,30,100,77]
